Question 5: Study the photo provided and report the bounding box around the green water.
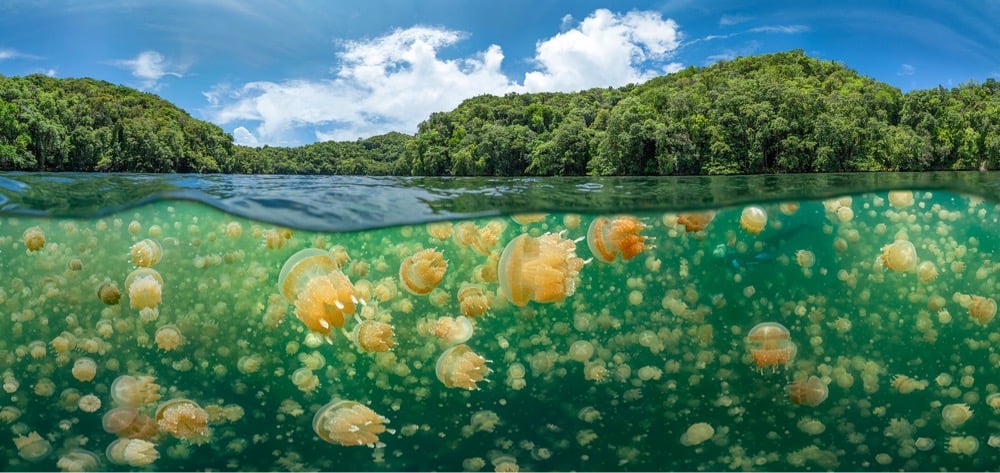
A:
[0,178,998,471]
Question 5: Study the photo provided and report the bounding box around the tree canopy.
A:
[3,50,1000,175]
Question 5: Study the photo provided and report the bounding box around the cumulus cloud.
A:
[524,9,682,92]
[111,50,186,90]
[232,126,259,146]
[206,9,685,146]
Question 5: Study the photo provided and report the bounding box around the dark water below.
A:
[0,172,998,472]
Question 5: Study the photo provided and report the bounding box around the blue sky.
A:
[1,0,999,147]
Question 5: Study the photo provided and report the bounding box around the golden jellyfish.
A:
[739,206,768,234]
[130,238,162,267]
[79,394,102,413]
[13,431,51,462]
[278,248,358,336]
[312,399,390,448]
[680,422,714,447]
[946,436,979,455]
[97,280,121,305]
[457,283,490,318]
[888,190,915,208]
[106,438,158,467]
[941,403,973,431]
[22,226,45,252]
[351,319,396,352]
[511,213,547,225]
[56,448,101,472]
[156,398,211,443]
[795,250,816,268]
[110,375,161,408]
[881,240,918,272]
[891,374,928,394]
[586,215,649,263]
[745,322,796,372]
[788,375,828,407]
[676,211,716,232]
[436,344,491,390]
[399,248,448,295]
[917,261,938,283]
[154,325,185,351]
[71,357,97,382]
[102,407,140,435]
[429,316,475,346]
[124,268,163,310]
[498,232,585,307]
[968,295,996,325]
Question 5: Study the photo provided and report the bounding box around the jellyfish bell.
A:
[941,403,973,431]
[293,269,357,337]
[399,248,448,295]
[351,319,396,353]
[124,268,163,310]
[881,240,918,272]
[680,422,714,447]
[740,206,768,234]
[436,344,491,390]
[102,407,140,435]
[110,375,161,408]
[312,399,390,448]
[429,316,475,346]
[130,239,162,267]
[56,448,101,472]
[888,190,915,208]
[789,375,829,407]
[457,283,491,318]
[745,322,796,373]
[97,280,121,305]
[968,296,996,325]
[676,211,716,232]
[498,232,585,307]
[155,398,211,443]
[22,226,46,252]
[586,215,649,263]
[14,431,51,462]
[277,248,339,303]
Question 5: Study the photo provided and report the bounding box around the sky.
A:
[1,0,999,147]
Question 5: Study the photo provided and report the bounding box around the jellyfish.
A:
[586,215,649,263]
[154,325,185,351]
[498,232,585,307]
[156,398,211,443]
[106,438,159,467]
[739,206,768,234]
[436,344,491,390]
[351,319,396,352]
[97,280,121,305]
[946,436,979,455]
[312,399,390,448]
[891,375,928,394]
[457,283,490,318]
[14,431,51,462]
[56,448,101,472]
[511,213,547,225]
[79,394,102,413]
[888,190,915,208]
[71,357,98,382]
[745,322,796,372]
[788,375,828,407]
[429,316,475,346]
[676,211,716,232]
[795,250,816,268]
[110,375,161,408]
[941,403,973,431]
[278,249,358,336]
[680,422,714,447]
[881,240,918,272]
[968,295,996,325]
[130,239,162,267]
[22,226,45,252]
[102,407,140,435]
[399,248,448,295]
[124,268,163,310]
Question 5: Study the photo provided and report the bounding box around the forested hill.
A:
[3,50,1000,175]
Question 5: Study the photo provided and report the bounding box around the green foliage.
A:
[3,51,1000,175]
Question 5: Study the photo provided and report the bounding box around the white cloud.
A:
[111,50,186,90]
[898,64,916,76]
[749,25,809,34]
[0,49,16,60]
[232,126,259,146]
[206,9,684,146]
[719,15,751,26]
[523,9,681,92]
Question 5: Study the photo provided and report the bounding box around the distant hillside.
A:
[400,49,1000,175]
[3,50,1000,175]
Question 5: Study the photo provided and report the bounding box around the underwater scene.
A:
[0,173,999,471]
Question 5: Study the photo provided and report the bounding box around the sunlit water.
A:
[0,172,998,471]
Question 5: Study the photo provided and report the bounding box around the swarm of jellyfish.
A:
[0,187,997,472]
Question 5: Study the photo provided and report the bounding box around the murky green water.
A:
[0,173,998,471]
